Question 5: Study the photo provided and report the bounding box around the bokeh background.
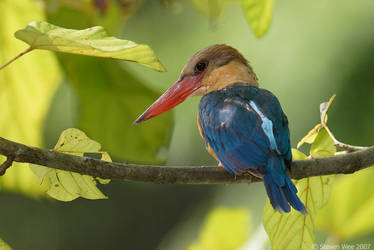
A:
[0,0,374,249]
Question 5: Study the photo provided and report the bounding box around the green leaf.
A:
[0,237,13,250]
[0,0,60,197]
[263,136,335,250]
[310,128,336,158]
[30,128,110,201]
[317,167,374,241]
[187,207,250,250]
[47,6,173,164]
[241,0,274,38]
[297,124,323,149]
[15,20,166,72]
[291,148,308,160]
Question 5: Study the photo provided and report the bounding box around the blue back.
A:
[199,82,291,175]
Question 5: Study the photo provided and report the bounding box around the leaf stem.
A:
[319,97,367,152]
[0,47,33,71]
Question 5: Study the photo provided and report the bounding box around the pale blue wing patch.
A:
[249,101,280,154]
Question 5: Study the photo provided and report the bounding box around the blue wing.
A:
[253,88,292,166]
[199,84,290,175]
[199,84,307,214]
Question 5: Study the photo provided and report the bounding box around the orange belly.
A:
[197,113,223,167]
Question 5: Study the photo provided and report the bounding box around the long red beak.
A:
[134,73,205,124]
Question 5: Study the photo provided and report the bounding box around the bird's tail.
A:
[263,154,307,215]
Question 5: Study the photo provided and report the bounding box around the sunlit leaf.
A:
[241,0,274,38]
[0,237,12,250]
[0,0,60,197]
[310,128,336,158]
[30,128,110,201]
[187,207,250,250]
[297,124,323,148]
[291,148,308,160]
[15,20,166,72]
[263,132,335,250]
[317,167,374,241]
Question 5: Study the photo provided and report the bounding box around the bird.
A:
[134,44,307,214]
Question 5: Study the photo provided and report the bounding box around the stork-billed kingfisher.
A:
[134,44,307,214]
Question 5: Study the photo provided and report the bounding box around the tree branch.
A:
[0,136,373,184]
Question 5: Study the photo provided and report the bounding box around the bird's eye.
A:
[195,62,207,73]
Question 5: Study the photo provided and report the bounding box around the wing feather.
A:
[198,84,291,175]
[199,95,269,175]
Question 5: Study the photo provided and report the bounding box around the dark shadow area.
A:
[0,181,215,250]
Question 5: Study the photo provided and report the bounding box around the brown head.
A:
[134,44,258,124]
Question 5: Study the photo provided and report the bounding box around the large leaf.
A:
[15,20,165,72]
[0,0,60,196]
[0,237,12,250]
[263,130,335,250]
[48,7,173,164]
[317,167,374,241]
[30,128,110,201]
[241,0,274,38]
[187,207,250,250]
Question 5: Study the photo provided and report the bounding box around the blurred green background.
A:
[0,0,374,249]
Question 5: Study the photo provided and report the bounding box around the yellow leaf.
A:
[241,0,274,38]
[310,128,336,158]
[0,237,12,250]
[291,148,308,161]
[0,0,60,197]
[317,167,374,241]
[53,128,101,152]
[15,21,166,72]
[187,207,250,250]
[297,124,323,149]
[30,128,111,201]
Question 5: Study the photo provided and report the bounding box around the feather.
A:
[199,83,307,214]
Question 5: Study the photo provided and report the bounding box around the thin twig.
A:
[0,136,373,184]
[0,47,33,71]
[323,125,367,152]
